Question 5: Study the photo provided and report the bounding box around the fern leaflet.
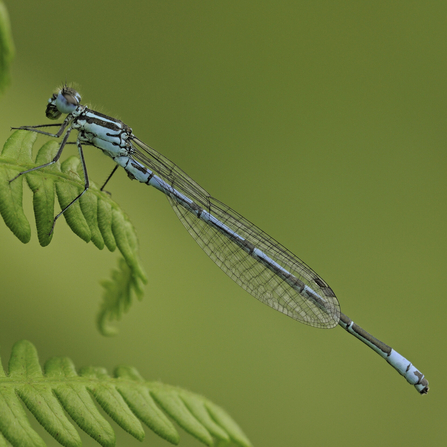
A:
[0,340,251,447]
[0,131,148,334]
[97,258,145,336]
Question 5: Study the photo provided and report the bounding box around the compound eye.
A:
[45,93,61,119]
[46,102,62,120]
[55,90,80,114]
[45,86,82,119]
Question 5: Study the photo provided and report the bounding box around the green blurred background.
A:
[0,1,445,446]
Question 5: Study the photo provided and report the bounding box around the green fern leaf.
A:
[26,138,60,244]
[0,130,148,333]
[0,340,252,447]
[97,258,145,336]
[0,1,14,95]
[0,130,34,243]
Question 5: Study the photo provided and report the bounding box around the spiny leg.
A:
[12,118,71,138]
[100,165,119,192]
[12,122,61,131]
[9,127,73,183]
[49,139,90,235]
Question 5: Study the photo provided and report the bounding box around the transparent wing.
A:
[131,137,210,205]
[168,196,340,328]
[131,137,340,328]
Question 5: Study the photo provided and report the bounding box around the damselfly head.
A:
[45,85,82,120]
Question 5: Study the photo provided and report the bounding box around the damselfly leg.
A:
[9,122,91,235]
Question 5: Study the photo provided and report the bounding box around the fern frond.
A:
[0,340,252,447]
[97,257,145,336]
[0,131,148,333]
[0,1,14,95]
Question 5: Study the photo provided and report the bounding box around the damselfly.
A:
[11,85,429,394]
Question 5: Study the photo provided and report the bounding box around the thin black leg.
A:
[12,116,71,138]
[9,128,73,183]
[100,165,119,191]
[49,139,90,235]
